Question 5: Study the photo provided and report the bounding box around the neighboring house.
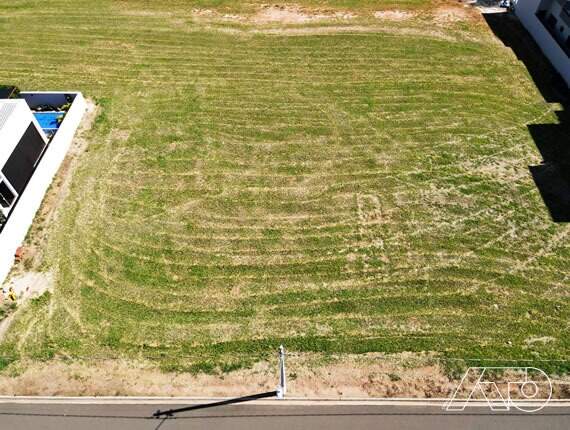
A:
[0,100,49,220]
[0,91,86,285]
[516,0,570,87]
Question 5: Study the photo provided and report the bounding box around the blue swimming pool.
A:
[33,112,65,133]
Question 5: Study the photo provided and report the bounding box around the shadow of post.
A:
[483,12,570,222]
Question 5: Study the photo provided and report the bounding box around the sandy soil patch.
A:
[0,354,452,397]
[3,272,53,302]
[191,5,356,25]
[433,6,474,24]
[374,10,414,21]
[189,3,483,28]
[206,25,459,43]
[1,353,568,398]
[253,5,355,24]
[0,272,53,340]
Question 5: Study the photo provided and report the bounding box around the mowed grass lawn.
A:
[0,0,568,374]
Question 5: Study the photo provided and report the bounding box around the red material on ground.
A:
[14,246,24,261]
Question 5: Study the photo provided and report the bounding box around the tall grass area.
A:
[0,0,568,375]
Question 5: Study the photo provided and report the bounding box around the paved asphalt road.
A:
[0,402,568,430]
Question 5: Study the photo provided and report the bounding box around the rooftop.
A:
[0,101,18,133]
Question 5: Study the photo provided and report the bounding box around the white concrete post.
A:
[277,345,286,399]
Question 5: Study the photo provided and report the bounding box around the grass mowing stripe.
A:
[0,0,567,375]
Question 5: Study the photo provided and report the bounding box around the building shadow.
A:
[483,12,570,222]
[0,85,18,99]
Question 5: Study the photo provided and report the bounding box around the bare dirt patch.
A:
[0,272,53,341]
[0,353,452,397]
[191,5,356,25]
[183,3,481,43]
[432,5,475,24]
[190,3,481,28]
[188,5,459,42]
[3,272,53,303]
[253,5,355,24]
[209,24,459,43]
[1,353,568,398]
[374,10,414,21]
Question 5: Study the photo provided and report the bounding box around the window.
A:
[563,2,570,19]
[0,181,15,208]
[546,14,558,30]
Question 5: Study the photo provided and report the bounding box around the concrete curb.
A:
[0,396,568,407]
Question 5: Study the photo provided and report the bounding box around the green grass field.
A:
[0,0,568,375]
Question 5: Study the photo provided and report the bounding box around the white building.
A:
[0,100,48,219]
[0,92,86,285]
[516,0,570,87]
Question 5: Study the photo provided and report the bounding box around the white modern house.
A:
[516,0,570,87]
[0,91,86,285]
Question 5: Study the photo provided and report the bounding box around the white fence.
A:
[0,92,86,285]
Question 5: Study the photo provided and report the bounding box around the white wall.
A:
[516,0,570,87]
[0,92,86,285]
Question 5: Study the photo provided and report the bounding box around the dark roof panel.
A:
[2,123,47,194]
